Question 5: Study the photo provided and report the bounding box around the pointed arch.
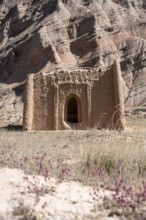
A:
[64,94,81,124]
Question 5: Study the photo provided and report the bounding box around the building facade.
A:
[23,61,125,130]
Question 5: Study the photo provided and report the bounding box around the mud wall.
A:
[23,62,125,130]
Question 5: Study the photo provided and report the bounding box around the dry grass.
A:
[82,134,146,180]
[82,118,146,177]
[0,117,146,184]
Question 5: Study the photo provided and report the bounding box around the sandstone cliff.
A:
[0,0,146,123]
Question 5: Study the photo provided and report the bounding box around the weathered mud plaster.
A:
[23,74,34,130]
[113,61,125,129]
[23,62,125,130]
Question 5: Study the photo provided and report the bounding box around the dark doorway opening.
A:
[67,97,78,123]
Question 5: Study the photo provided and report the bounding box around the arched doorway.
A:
[67,97,78,123]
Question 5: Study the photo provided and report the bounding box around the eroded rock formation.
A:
[0,0,146,123]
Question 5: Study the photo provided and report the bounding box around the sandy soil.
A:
[0,168,118,220]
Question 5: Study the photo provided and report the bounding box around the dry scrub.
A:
[0,117,146,219]
[0,117,146,182]
[82,133,146,180]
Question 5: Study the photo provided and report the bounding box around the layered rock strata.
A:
[0,0,146,122]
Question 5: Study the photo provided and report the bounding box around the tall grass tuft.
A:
[81,131,146,180]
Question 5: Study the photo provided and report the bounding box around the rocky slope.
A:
[0,0,146,123]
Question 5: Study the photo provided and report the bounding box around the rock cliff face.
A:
[0,0,146,123]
